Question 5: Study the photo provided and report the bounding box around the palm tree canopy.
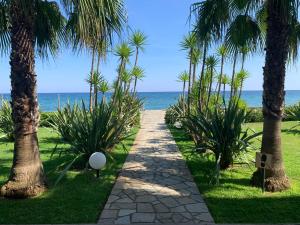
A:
[0,0,66,57]
[206,55,219,70]
[120,70,132,83]
[0,0,127,56]
[130,30,147,51]
[115,42,133,61]
[98,79,110,93]
[191,48,202,65]
[191,0,300,60]
[180,32,197,51]
[177,71,189,82]
[131,66,145,80]
[217,44,228,58]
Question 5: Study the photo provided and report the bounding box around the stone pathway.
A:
[98,110,214,225]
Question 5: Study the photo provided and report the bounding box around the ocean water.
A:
[1,91,300,112]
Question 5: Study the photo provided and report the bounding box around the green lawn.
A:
[170,121,300,224]
[0,127,138,224]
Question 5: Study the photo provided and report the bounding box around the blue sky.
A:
[0,0,299,93]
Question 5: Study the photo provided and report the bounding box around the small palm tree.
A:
[205,55,219,110]
[130,31,147,94]
[120,70,132,92]
[114,42,133,90]
[130,30,147,67]
[191,48,202,86]
[131,66,145,93]
[181,33,197,112]
[98,79,110,102]
[216,45,228,101]
[221,74,230,99]
[236,69,250,99]
[177,71,189,99]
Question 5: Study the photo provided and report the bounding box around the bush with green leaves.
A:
[285,102,300,121]
[50,97,142,170]
[184,100,261,183]
[245,108,263,123]
[0,100,14,141]
[165,96,187,126]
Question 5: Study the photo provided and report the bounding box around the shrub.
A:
[245,108,263,123]
[0,100,14,141]
[40,112,56,127]
[165,96,186,126]
[50,98,142,169]
[184,100,261,183]
[285,102,300,121]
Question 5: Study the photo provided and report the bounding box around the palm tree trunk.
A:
[183,81,186,99]
[192,63,197,87]
[198,43,207,111]
[230,51,237,99]
[94,53,101,107]
[187,49,193,114]
[223,83,226,99]
[89,46,96,111]
[251,0,290,192]
[205,68,213,112]
[216,55,224,102]
[133,47,139,94]
[1,0,46,198]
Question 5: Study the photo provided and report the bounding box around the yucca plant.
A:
[0,100,14,141]
[184,100,261,184]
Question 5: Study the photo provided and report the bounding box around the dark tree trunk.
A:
[198,43,207,112]
[133,47,139,94]
[216,55,224,102]
[1,0,46,198]
[205,67,213,112]
[230,51,237,99]
[89,46,96,112]
[251,0,290,192]
[187,49,193,114]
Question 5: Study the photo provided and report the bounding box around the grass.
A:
[170,121,300,224]
[0,127,138,224]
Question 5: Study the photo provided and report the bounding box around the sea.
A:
[1,91,300,112]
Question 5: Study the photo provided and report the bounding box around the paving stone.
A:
[100,209,118,219]
[137,203,154,212]
[185,203,209,213]
[118,209,136,217]
[98,110,214,224]
[135,195,157,203]
[131,213,155,223]
[153,203,170,213]
[115,216,130,224]
[160,197,180,207]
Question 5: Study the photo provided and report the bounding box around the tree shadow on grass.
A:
[282,128,300,135]
[207,195,300,223]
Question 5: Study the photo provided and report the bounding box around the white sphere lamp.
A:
[89,152,106,177]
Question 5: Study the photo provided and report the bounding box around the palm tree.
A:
[236,69,250,100]
[98,79,110,102]
[216,45,228,102]
[114,42,133,91]
[191,48,202,86]
[205,55,219,110]
[92,72,102,107]
[120,70,132,92]
[180,33,197,113]
[191,0,300,192]
[130,30,147,93]
[0,0,126,198]
[131,66,145,93]
[177,71,189,98]
[221,74,230,99]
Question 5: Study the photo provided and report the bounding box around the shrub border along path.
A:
[98,110,214,224]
